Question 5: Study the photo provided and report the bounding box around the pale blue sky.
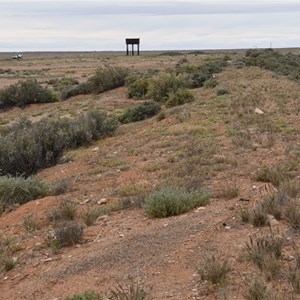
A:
[0,0,299,51]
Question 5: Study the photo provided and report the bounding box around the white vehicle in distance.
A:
[12,54,23,60]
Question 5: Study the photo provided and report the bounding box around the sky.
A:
[0,0,300,52]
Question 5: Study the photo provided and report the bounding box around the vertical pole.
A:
[132,44,134,55]
[137,44,140,55]
[126,44,129,55]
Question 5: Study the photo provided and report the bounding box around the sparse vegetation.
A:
[48,200,77,223]
[54,221,84,247]
[143,186,210,218]
[110,282,152,300]
[65,291,103,300]
[255,165,290,187]
[246,233,283,279]
[244,276,274,300]
[198,255,231,286]
[22,214,40,232]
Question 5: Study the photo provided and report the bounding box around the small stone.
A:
[119,234,125,238]
[97,215,108,221]
[97,198,108,205]
[255,108,265,115]
[195,207,206,212]
[80,199,90,205]
[92,147,99,152]
[224,226,231,230]
[4,276,8,280]
[163,223,169,227]
[267,214,279,227]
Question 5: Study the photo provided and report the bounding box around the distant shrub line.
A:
[244,49,300,81]
[0,67,128,109]
[0,110,118,177]
[126,58,228,104]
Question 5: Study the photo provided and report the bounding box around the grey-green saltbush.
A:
[0,175,49,212]
[147,72,190,102]
[144,186,210,218]
[0,79,58,109]
[0,110,118,176]
[166,89,195,108]
[119,101,161,124]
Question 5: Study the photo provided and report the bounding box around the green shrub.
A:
[203,78,218,89]
[62,83,91,100]
[0,110,118,176]
[0,175,49,211]
[165,89,195,108]
[87,66,128,94]
[65,291,103,300]
[54,221,83,247]
[147,72,190,102]
[144,186,210,218]
[119,101,161,124]
[217,88,229,96]
[127,78,150,99]
[63,67,128,99]
[0,79,57,108]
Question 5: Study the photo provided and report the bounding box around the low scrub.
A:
[244,276,276,300]
[147,72,190,102]
[198,255,231,286]
[165,89,195,108]
[285,200,300,229]
[64,67,128,99]
[0,110,118,176]
[0,175,49,212]
[143,186,210,218]
[246,233,283,279]
[48,200,77,223]
[127,78,150,99]
[255,165,289,187]
[244,49,300,81]
[0,79,58,109]
[54,221,84,247]
[110,282,152,300]
[119,101,161,124]
[65,291,103,300]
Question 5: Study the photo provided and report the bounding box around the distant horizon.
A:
[1,46,300,54]
[1,1,300,51]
